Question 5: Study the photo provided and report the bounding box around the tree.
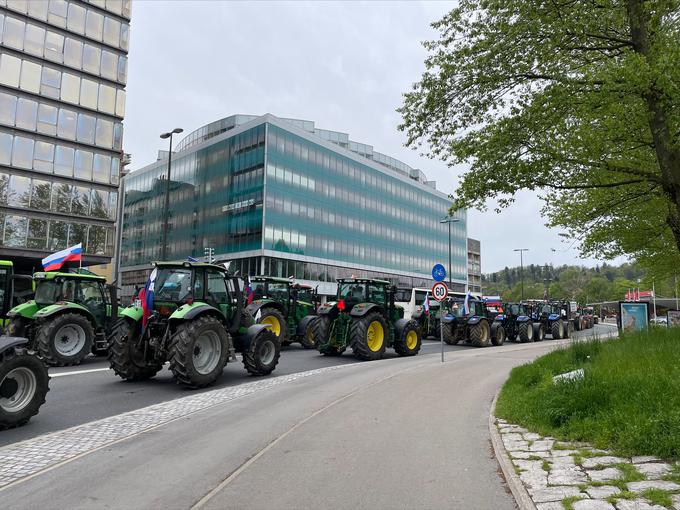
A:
[400,1,680,277]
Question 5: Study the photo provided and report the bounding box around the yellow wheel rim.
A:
[406,330,418,350]
[366,321,384,352]
[306,326,315,346]
[261,316,281,337]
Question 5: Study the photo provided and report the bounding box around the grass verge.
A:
[495,328,680,459]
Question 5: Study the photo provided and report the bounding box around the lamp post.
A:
[440,216,461,289]
[159,128,183,260]
[513,248,529,301]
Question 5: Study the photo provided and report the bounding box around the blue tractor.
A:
[530,301,571,339]
[494,302,543,342]
[440,296,503,347]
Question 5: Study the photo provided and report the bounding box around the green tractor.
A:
[411,299,442,339]
[246,276,319,349]
[312,278,422,361]
[5,271,118,366]
[439,296,497,347]
[108,261,280,389]
[0,261,49,429]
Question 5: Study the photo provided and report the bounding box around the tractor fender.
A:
[441,313,456,324]
[349,303,383,318]
[393,318,418,338]
[246,300,284,320]
[233,323,271,352]
[119,305,143,322]
[517,315,530,322]
[34,303,94,323]
[467,316,483,325]
[296,315,317,338]
[7,300,39,320]
[0,335,29,356]
[548,313,560,321]
[494,314,505,322]
[317,302,338,316]
[169,302,221,322]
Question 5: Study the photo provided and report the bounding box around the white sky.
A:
[124,0,628,273]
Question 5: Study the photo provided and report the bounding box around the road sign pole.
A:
[440,302,445,363]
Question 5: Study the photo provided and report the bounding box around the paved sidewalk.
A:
[496,420,680,510]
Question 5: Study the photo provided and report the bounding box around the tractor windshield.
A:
[267,283,289,301]
[250,281,266,300]
[296,287,314,303]
[449,301,467,317]
[338,282,366,306]
[538,304,552,315]
[154,269,192,302]
[35,278,75,304]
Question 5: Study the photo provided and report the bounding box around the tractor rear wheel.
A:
[36,313,94,366]
[313,316,346,356]
[108,318,162,381]
[0,348,49,430]
[469,320,491,347]
[242,328,280,376]
[393,321,422,357]
[350,312,388,361]
[258,307,289,346]
[169,315,229,388]
[491,323,506,346]
[442,322,458,345]
[518,321,534,342]
[298,319,317,350]
[551,320,564,339]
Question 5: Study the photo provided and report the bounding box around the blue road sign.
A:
[432,263,446,282]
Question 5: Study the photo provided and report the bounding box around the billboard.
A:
[619,301,649,333]
[667,310,680,328]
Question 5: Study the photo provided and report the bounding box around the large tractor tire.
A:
[441,322,459,345]
[242,328,280,376]
[469,320,491,347]
[551,319,564,339]
[350,312,388,361]
[533,323,545,341]
[169,315,229,388]
[313,316,346,356]
[491,323,506,346]
[297,316,318,350]
[518,321,534,343]
[258,307,290,346]
[108,318,163,381]
[6,317,26,337]
[0,348,49,430]
[563,321,573,339]
[393,320,422,357]
[36,313,94,366]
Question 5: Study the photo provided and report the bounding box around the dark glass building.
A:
[0,0,129,272]
[120,114,468,300]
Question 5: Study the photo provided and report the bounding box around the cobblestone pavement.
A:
[0,365,348,490]
[497,420,680,510]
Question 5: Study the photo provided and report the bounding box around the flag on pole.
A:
[245,282,254,305]
[140,268,157,330]
[464,292,472,315]
[42,243,82,272]
[423,293,430,315]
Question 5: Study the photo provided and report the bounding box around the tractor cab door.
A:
[78,280,107,328]
[368,283,387,306]
[0,264,10,321]
[205,269,230,319]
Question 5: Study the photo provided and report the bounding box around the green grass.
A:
[561,496,584,510]
[662,463,680,483]
[495,328,680,459]
[640,488,673,508]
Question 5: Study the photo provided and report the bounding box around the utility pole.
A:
[514,248,529,301]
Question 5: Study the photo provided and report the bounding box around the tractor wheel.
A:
[518,321,534,343]
[108,318,162,381]
[551,320,564,339]
[507,329,517,342]
[258,307,289,346]
[313,316,346,356]
[533,323,545,341]
[0,348,49,430]
[469,320,491,347]
[563,321,573,339]
[242,328,280,376]
[393,321,422,357]
[574,319,581,331]
[36,313,94,366]
[298,318,317,350]
[169,315,229,389]
[442,322,459,345]
[350,312,388,361]
[491,323,506,346]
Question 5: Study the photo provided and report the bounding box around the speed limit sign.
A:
[432,282,448,302]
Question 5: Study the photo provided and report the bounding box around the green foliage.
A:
[400,1,680,279]
[496,329,680,459]
[640,488,673,507]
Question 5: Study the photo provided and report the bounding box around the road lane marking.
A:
[50,367,110,377]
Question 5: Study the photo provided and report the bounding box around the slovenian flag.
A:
[464,292,473,315]
[245,282,254,305]
[424,293,430,315]
[140,268,157,330]
[42,243,82,272]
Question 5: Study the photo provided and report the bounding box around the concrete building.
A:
[119,114,469,300]
[0,0,130,272]
[467,238,481,294]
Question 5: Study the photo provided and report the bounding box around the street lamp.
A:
[159,127,183,260]
[513,248,529,301]
[440,216,461,289]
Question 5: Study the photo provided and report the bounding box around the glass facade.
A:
[0,0,129,270]
[120,115,467,300]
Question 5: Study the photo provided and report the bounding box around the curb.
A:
[488,390,537,510]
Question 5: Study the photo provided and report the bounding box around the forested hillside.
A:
[482,263,678,303]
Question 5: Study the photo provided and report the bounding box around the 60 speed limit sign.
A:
[431,282,448,302]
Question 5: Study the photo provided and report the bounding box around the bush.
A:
[495,328,680,459]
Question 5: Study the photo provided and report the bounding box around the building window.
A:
[11,135,34,169]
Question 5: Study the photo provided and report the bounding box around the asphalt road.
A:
[1,323,615,449]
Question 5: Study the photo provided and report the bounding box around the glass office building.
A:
[120,114,467,300]
[0,0,130,272]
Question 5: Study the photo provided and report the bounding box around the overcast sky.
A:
[124,1,627,273]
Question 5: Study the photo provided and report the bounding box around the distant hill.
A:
[482,262,677,303]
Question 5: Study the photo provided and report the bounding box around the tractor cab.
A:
[0,261,33,330]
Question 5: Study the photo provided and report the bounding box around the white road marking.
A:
[50,367,110,377]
